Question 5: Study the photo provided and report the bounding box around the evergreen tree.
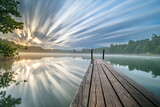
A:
[106,34,160,54]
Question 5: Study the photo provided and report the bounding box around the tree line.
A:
[71,34,160,54]
[108,34,160,54]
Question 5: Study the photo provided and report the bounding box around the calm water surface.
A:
[0,53,160,107]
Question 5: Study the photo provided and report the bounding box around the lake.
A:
[0,53,160,107]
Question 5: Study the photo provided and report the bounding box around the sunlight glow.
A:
[0,0,159,49]
[32,37,42,44]
[32,62,41,69]
[5,57,89,106]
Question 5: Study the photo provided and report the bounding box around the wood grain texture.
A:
[71,59,160,107]
[101,64,139,107]
[89,60,105,107]
[71,64,93,107]
[102,60,160,107]
[97,64,122,107]
[101,60,155,107]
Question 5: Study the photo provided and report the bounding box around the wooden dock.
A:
[71,59,160,107]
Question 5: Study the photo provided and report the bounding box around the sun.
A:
[32,37,42,44]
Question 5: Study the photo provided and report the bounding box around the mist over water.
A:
[104,55,160,98]
[0,54,160,107]
[0,56,90,107]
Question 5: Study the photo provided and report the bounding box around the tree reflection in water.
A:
[0,54,160,106]
[0,91,21,107]
[105,56,160,77]
[0,60,23,107]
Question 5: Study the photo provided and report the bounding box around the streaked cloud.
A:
[0,0,160,49]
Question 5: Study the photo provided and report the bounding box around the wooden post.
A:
[91,49,93,61]
[102,49,105,60]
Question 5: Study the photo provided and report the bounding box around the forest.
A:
[74,34,160,54]
[108,34,160,54]
[0,34,160,56]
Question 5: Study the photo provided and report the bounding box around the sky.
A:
[0,0,160,49]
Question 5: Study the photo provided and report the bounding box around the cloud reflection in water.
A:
[5,57,89,107]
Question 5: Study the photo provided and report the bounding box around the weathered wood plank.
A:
[89,60,105,107]
[102,60,160,107]
[71,64,93,107]
[71,59,160,107]
[100,60,155,107]
[97,63,122,107]
[101,64,140,107]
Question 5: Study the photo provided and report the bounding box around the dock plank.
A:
[71,64,93,107]
[89,61,105,107]
[101,63,140,107]
[100,60,155,106]
[97,64,122,107]
[102,60,160,107]
[71,59,160,107]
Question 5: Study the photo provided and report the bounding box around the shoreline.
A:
[0,53,160,61]
[18,52,160,56]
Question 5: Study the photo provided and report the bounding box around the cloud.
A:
[0,0,160,49]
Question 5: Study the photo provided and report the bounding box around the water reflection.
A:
[104,56,160,77]
[103,55,160,98]
[0,91,21,107]
[0,54,160,106]
[0,69,22,107]
[0,56,89,107]
[0,60,14,72]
